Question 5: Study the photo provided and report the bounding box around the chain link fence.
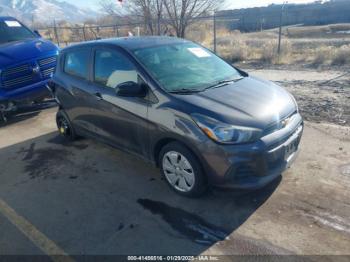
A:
[37,15,225,49]
[37,14,350,67]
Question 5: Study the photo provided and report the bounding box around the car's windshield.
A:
[0,20,37,44]
[133,42,243,93]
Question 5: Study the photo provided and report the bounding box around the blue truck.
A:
[0,16,59,121]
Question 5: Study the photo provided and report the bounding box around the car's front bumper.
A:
[197,113,303,189]
[0,80,51,111]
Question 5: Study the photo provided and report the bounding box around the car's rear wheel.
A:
[56,110,76,141]
[159,142,207,197]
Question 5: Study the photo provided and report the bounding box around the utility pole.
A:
[260,18,265,32]
[213,11,217,54]
[277,1,288,56]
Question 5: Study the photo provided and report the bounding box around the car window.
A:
[94,49,138,89]
[64,49,90,79]
[133,43,242,92]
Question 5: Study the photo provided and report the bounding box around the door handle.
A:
[94,92,103,101]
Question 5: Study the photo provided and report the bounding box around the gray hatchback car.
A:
[51,37,303,197]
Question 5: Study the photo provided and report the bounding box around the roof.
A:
[63,36,190,52]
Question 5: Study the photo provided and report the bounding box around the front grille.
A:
[38,56,57,79]
[3,75,35,89]
[38,56,57,67]
[1,56,57,90]
[264,110,298,135]
[236,165,255,177]
[225,159,264,182]
[42,67,55,78]
[267,122,303,153]
[1,63,35,89]
[2,64,30,77]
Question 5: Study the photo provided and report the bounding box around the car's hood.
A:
[0,38,58,68]
[174,76,297,129]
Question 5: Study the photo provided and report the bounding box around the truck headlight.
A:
[191,114,262,144]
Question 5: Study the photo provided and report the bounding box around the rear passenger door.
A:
[58,47,105,134]
[89,47,150,156]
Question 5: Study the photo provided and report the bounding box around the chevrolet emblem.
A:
[281,117,291,128]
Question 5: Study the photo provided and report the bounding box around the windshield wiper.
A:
[169,88,202,94]
[168,77,245,94]
[203,77,245,91]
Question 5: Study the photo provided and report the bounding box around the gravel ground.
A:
[249,68,350,126]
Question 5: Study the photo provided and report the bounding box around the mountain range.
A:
[0,0,99,24]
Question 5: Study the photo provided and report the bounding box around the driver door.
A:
[89,47,150,157]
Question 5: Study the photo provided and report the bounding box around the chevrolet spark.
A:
[51,37,303,197]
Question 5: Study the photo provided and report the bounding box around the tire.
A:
[56,110,77,141]
[159,142,208,197]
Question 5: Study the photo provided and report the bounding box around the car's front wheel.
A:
[159,142,207,197]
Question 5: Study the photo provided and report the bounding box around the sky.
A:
[67,0,319,11]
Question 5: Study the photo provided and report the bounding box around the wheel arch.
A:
[153,137,207,179]
[154,137,210,196]
[154,137,176,167]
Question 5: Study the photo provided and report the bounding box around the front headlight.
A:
[191,114,262,144]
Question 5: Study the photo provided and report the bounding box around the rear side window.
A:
[94,49,137,88]
[64,49,90,79]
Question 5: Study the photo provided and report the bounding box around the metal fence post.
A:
[53,19,60,47]
[278,1,287,56]
[83,24,87,41]
[213,12,217,54]
[31,15,34,30]
[137,26,140,36]
[115,24,120,37]
[157,18,161,35]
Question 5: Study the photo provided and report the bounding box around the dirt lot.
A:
[0,67,349,258]
[250,67,350,126]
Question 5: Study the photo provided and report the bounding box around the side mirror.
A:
[34,30,41,37]
[116,81,147,98]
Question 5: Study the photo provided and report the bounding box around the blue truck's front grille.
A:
[38,56,57,67]
[1,56,57,90]
[42,67,55,78]
[2,64,30,77]
[38,56,57,80]
[2,63,35,89]
[3,75,35,89]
